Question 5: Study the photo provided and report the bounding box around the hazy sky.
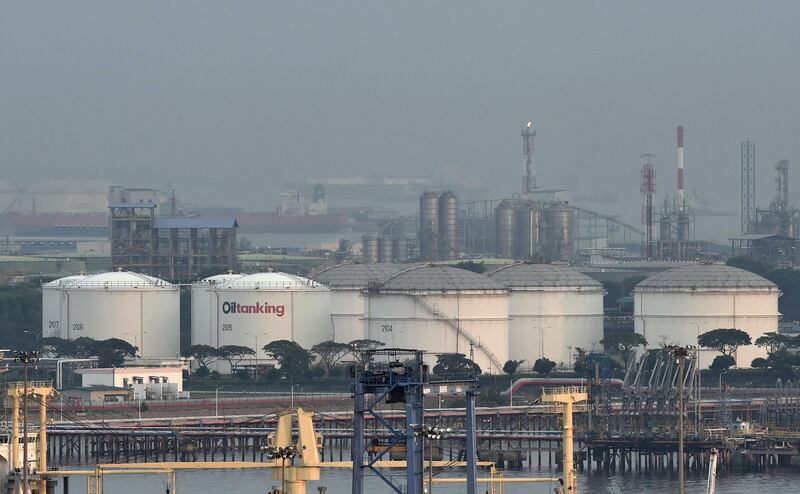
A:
[2,2,799,241]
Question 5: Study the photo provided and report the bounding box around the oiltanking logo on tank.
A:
[221,301,285,317]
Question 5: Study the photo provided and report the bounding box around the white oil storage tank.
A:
[200,272,330,364]
[45,271,179,358]
[42,275,88,338]
[190,273,246,348]
[633,264,780,368]
[487,263,604,366]
[365,265,509,374]
[311,263,405,344]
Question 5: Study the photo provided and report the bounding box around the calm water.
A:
[49,467,799,493]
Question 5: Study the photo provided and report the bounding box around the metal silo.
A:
[659,215,672,241]
[419,192,440,260]
[41,275,88,339]
[487,263,604,365]
[544,204,573,261]
[438,191,459,260]
[364,265,509,374]
[362,236,380,263]
[677,214,690,242]
[392,237,409,262]
[634,265,779,368]
[495,201,516,258]
[52,271,180,359]
[378,236,395,263]
[514,204,541,258]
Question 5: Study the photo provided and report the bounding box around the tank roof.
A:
[43,274,89,288]
[378,265,505,292]
[311,263,406,289]
[634,264,777,290]
[224,272,324,289]
[198,273,246,284]
[487,263,603,290]
[70,271,173,288]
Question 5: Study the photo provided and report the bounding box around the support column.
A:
[465,390,478,494]
[351,379,365,494]
[11,394,20,470]
[40,395,48,494]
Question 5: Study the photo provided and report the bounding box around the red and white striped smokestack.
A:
[677,125,685,212]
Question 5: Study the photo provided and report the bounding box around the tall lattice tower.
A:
[521,121,535,197]
[641,154,656,259]
[741,140,756,234]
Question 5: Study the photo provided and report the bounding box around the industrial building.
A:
[310,262,405,343]
[633,264,779,368]
[487,263,604,365]
[76,366,186,401]
[41,271,180,359]
[190,271,331,369]
[363,265,509,373]
[109,201,238,282]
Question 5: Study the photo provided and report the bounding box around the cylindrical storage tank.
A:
[677,214,690,242]
[41,275,88,338]
[190,273,246,349]
[378,237,394,263]
[206,272,330,371]
[51,271,179,358]
[362,236,379,264]
[419,191,441,260]
[392,237,409,262]
[487,263,604,366]
[312,263,406,344]
[659,215,672,241]
[365,265,509,374]
[633,264,780,368]
[495,201,516,259]
[514,205,541,259]
[544,204,573,261]
[438,191,459,260]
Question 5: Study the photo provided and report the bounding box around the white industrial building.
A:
[41,271,180,359]
[633,264,780,368]
[311,262,405,343]
[364,265,509,374]
[487,263,605,365]
[191,272,330,367]
[77,367,186,401]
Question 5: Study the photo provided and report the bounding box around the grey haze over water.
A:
[2,1,799,242]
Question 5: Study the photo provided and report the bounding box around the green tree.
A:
[95,338,136,367]
[263,340,313,379]
[217,345,256,370]
[710,355,736,371]
[755,332,797,356]
[751,357,770,369]
[348,339,385,365]
[188,344,220,369]
[432,353,481,376]
[533,357,556,376]
[502,359,524,376]
[311,341,351,375]
[726,256,772,277]
[697,328,751,359]
[601,331,648,369]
